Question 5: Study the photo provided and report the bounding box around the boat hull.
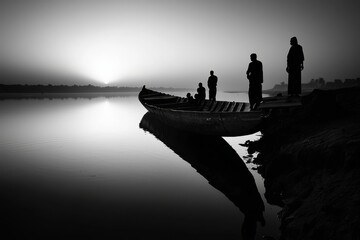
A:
[142,104,261,136]
[139,87,263,136]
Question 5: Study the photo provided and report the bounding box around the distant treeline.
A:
[0,84,142,93]
[268,77,360,93]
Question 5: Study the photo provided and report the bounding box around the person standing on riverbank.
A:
[207,70,218,101]
[286,36,304,97]
[246,53,263,110]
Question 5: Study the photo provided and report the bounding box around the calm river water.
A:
[0,91,280,239]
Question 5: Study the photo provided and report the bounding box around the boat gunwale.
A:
[141,101,262,116]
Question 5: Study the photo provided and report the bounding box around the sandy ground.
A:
[246,87,360,240]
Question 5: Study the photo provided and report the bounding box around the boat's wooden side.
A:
[259,97,302,109]
[138,86,263,136]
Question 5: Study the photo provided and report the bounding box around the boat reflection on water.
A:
[139,112,265,240]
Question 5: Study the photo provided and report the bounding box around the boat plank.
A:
[259,100,302,109]
[142,93,163,97]
[213,102,225,112]
[172,105,199,111]
[218,102,227,112]
[234,103,241,112]
[243,103,251,112]
[143,96,178,101]
[222,102,231,112]
[227,102,237,112]
[232,103,240,112]
[178,98,187,104]
[198,100,207,110]
[203,101,215,111]
[155,101,187,108]
[238,103,246,112]
[209,101,219,112]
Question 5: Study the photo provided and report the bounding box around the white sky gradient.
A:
[1,0,360,90]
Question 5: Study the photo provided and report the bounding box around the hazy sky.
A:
[1,0,359,90]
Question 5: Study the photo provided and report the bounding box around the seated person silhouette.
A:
[186,92,195,103]
[194,82,206,101]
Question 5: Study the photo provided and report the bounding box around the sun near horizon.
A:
[1,0,360,89]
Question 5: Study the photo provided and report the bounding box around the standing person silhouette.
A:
[246,53,263,110]
[207,70,218,101]
[286,36,304,97]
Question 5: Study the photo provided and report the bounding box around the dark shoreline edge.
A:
[245,87,360,239]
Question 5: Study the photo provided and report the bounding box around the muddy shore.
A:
[247,87,360,239]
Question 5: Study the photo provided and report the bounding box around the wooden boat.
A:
[138,86,264,136]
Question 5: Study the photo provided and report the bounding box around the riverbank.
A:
[246,87,360,239]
